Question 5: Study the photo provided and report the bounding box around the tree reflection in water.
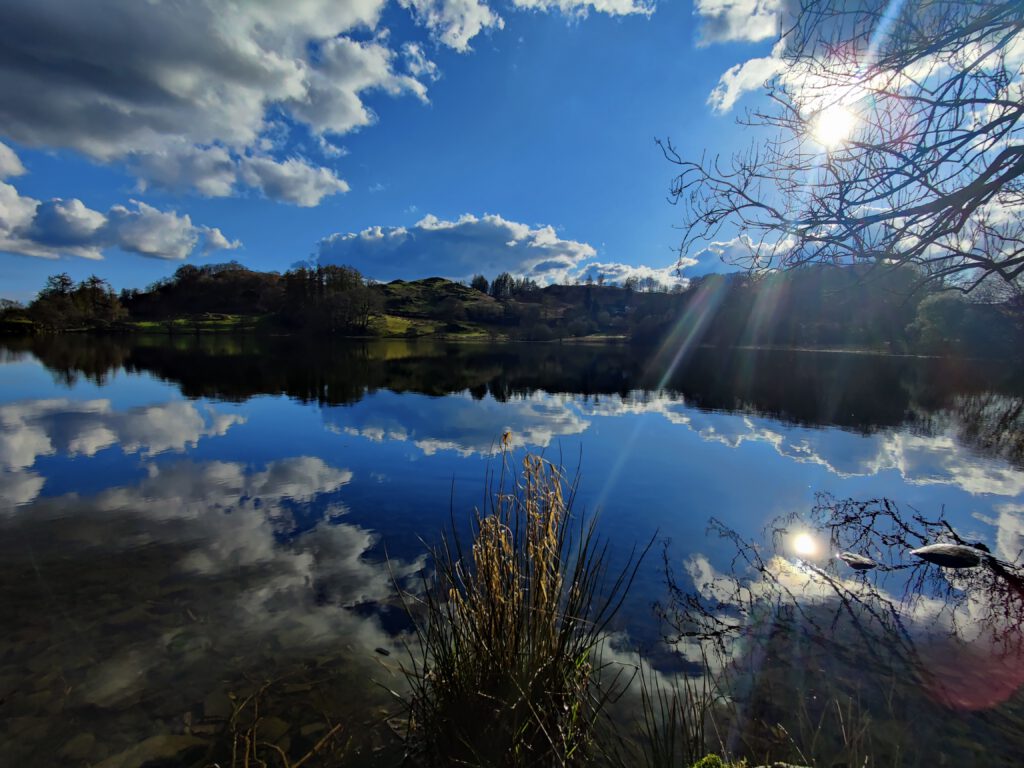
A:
[658,496,1024,766]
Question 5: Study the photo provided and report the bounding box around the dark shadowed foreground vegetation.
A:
[3,261,1022,358]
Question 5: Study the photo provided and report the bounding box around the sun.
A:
[792,531,819,558]
[811,104,856,149]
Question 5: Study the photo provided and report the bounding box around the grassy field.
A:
[129,314,274,333]
[368,313,499,339]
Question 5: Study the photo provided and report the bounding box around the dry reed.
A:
[398,450,648,767]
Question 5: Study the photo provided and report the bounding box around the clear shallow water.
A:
[1,336,1023,765]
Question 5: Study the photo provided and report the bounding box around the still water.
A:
[1,335,1023,765]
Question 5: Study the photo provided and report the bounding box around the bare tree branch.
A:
[668,0,1024,292]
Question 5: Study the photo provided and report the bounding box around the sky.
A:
[0,0,787,302]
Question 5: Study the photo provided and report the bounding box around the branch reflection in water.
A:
[658,495,1024,766]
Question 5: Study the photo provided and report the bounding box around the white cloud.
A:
[240,156,350,208]
[328,391,590,456]
[0,144,239,260]
[0,398,245,472]
[512,0,654,17]
[0,0,667,204]
[104,201,225,260]
[403,43,441,82]
[318,212,597,283]
[130,145,238,198]
[1,188,239,261]
[0,1,432,204]
[132,145,350,208]
[0,469,44,512]
[27,198,107,248]
[0,455,424,710]
[693,0,783,45]
[400,0,504,53]
[979,504,1024,563]
[0,398,246,516]
[578,392,1024,498]
[0,141,26,180]
[202,226,241,253]
[317,136,349,159]
[686,232,794,274]
[707,44,786,113]
[285,36,429,134]
[575,260,689,287]
[0,182,43,245]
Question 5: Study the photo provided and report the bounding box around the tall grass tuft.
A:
[399,451,647,767]
[630,656,723,768]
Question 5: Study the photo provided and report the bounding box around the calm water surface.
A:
[1,336,1023,765]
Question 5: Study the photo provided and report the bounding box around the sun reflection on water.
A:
[792,530,820,559]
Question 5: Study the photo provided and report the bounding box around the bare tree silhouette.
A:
[664,0,1024,292]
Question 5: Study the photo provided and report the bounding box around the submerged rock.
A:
[59,732,96,761]
[201,691,233,721]
[837,551,877,571]
[94,734,207,768]
[256,716,290,744]
[909,543,986,569]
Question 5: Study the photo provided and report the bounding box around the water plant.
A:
[628,652,724,768]
[398,451,649,767]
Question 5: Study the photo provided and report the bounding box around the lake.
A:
[2,335,1023,765]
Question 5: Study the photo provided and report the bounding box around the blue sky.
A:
[0,0,784,301]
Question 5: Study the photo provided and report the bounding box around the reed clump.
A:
[629,655,723,768]
[400,452,645,767]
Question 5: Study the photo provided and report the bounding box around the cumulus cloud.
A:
[318,212,597,283]
[0,1,669,203]
[0,141,26,180]
[108,201,240,259]
[201,227,239,254]
[0,144,239,260]
[26,198,107,248]
[575,260,690,288]
[977,504,1024,563]
[326,391,590,456]
[693,1,798,113]
[1,185,239,260]
[0,1,432,204]
[0,397,245,515]
[686,232,794,275]
[0,455,425,711]
[129,145,239,198]
[694,0,783,45]
[512,0,654,16]
[0,398,245,472]
[239,156,350,207]
[0,469,44,512]
[285,36,430,134]
[400,0,504,52]
[707,43,787,113]
[578,393,1024,497]
[131,146,350,208]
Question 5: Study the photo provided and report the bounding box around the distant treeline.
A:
[1,261,1022,358]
